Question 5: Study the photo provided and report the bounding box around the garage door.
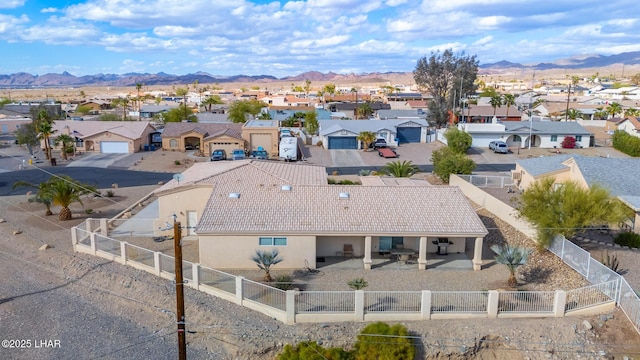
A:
[250,133,272,151]
[397,127,421,143]
[328,136,357,149]
[100,141,129,153]
[209,141,241,155]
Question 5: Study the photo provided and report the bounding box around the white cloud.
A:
[0,14,29,35]
[41,7,59,13]
[0,0,25,9]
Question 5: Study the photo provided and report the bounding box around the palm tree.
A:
[175,87,189,120]
[565,108,583,121]
[489,94,502,118]
[502,94,515,119]
[357,102,373,120]
[357,131,376,151]
[606,102,623,119]
[490,245,532,287]
[13,180,54,216]
[135,82,143,121]
[54,134,75,160]
[381,160,419,178]
[35,110,55,160]
[251,249,283,282]
[593,107,608,120]
[202,95,223,112]
[47,175,97,221]
[626,107,640,117]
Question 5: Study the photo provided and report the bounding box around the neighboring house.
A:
[319,119,430,149]
[152,160,488,271]
[616,116,640,138]
[0,116,31,134]
[326,102,390,119]
[456,119,593,149]
[512,155,640,233]
[80,100,111,111]
[605,118,626,132]
[161,122,244,154]
[241,120,280,155]
[376,109,428,121]
[455,105,522,124]
[49,120,157,154]
[140,104,177,119]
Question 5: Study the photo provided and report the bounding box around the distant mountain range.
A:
[1,51,639,87]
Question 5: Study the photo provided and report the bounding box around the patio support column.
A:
[418,236,427,270]
[473,237,483,271]
[363,236,372,270]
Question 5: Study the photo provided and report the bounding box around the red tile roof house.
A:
[47,120,157,154]
[152,160,488,271]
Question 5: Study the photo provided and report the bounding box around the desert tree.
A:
[304,111,319,135]
[443,126,472,154]
[517,178,628,250]
[431,147,476,183]
[15,122,39,156]
[414,49,478,127]
[228,99,267,123]
[251,249,283,282]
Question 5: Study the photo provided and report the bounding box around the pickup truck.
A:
[369,138,388,149]
[377,148,397,158]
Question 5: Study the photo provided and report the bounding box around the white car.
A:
[489,141,509,153]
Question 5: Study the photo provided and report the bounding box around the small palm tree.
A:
[54,134,75,160]
[489,94,502,117]
[490,245,532,287]
[35,110,55,160]
[251,249,283,282]
[381,160,419,178]
[566,108,583,121]
[357,131,376,151]
[606,102,623,118]
[47,176,98,221]
[13,180,54,216]
[502,94,515,119]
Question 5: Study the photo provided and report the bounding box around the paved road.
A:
[0,167,172,196]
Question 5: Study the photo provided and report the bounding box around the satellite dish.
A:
[172,173,184,183]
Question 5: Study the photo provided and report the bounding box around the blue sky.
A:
[1,0,639,77]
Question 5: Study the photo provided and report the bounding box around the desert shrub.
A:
[614,232,640,248]
[316,140,323,146]
[272,274,294,290]
[600,250,621,273]
[431,146,476,183]
[354,322,416,360]
[338,180,360,185]
[278,341,353,360]
[174,160,181,165]
[327,178,336,184]
[347,278,368,290]
[104,190,115,197]
[85,209,93,214]
[358,169,371,176]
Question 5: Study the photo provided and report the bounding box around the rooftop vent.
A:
[229,192,240,199]
[281,185,292,191]
[339,192,349,199]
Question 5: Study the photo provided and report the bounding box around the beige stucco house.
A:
[152,160,488,271]
[241,120,280,156]
[0,116,31,134]
[48,120,156,154]
[160,122,244,155]
[512,155,640,233]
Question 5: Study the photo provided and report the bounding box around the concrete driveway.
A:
[330,150,366,166]
[66,153,130,168]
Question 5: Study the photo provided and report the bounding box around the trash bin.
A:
[144,144,149,151]
[150,144,155,151]
[50,158,57,166]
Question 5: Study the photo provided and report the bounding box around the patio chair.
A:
[343,244,354,258]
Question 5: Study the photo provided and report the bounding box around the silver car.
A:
[489,140,509,153]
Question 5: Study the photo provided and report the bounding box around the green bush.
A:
[354,322,416,360]
[431,146,476,183]
[272,274,294,290]
[443,126,472,154]
[612,130,640,157]
[614,232,640,248]
[174,160,181,165]
[278,341,353,360]
[347,278,368,290]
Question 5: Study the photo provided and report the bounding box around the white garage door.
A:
[100,141,129,153]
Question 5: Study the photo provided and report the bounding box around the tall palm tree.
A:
[54,134,75,160]
[47,175,97,221]
[357,131,376,151]
[489,94,502,117]
[251,249,283,282]
[175,87,189,120]
[626,107,640,117]
[135,82,143,121]
[381,160,419,178]
[357,102,373,120]
[490,245,532,287]
[202,95,223,112]
[35,110,55,160]
[502,94,515,119]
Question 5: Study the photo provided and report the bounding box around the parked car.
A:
[489,140,509,154]
[251,149,269,160]
[210,149,227,161]
[369,138,388,149]
[231,149,246,160]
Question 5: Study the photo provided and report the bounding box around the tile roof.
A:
[516,154,573,176]
[197,185,487,236]
[161,122,242,138]
[503,121,592,135]
[359,176,431,186]
[154,160,327,194]
[319,119,428,136]
[53,120,154,139]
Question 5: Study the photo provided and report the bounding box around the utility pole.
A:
[173,220,187,360]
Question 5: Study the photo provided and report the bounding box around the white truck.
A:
[279,134,299,161]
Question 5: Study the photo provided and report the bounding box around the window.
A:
[576,135,582,142]
[513,135,521,142]
[550,135,557,142]
[170,139,178,148]
[258,237,287,246]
